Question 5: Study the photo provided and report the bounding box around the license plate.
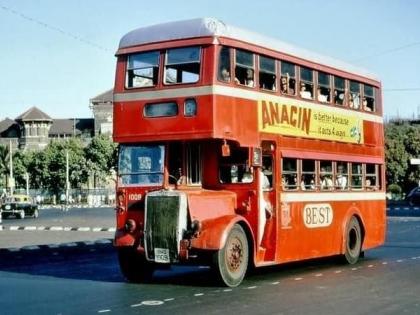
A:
[5,205,11,210]
[154,248,170,263]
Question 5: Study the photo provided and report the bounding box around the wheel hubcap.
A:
[227,237,243,272]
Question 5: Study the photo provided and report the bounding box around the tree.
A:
[84,135,117,188]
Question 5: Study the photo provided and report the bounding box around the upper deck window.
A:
[299,67,314,100]
[259,56,276,91]
[218,46,231,82]
[235,49,255,87]
[164,46,201,84]
[349,81,361,110]
[126,51,159,88]
[281,61,296,95]
[363,85,376,112]
[334,76,345,106]
[317,72,331,103]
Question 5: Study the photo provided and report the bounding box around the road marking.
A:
[368,265,374,268]
[351,267,358,271]
[78,227,91,232]
[397,259,404,263]
[194,293,204,296]
[98,310,111,313]
[271,281,280,285]
[382,262,388,265]
[50,226,64,231]
[164,298,174,302]
[130,303,143,308]
[294,277,303,281]
[334,270,342,274]
[37,226,46,230]
[395,207,400,210]
[246,286,257,289]
[10,226,19,231]
[223,289,232,292]
[141,300,164,306]
[24,226,37,231]
[315,273,323,277]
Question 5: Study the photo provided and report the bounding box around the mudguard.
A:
[190,214,253,250]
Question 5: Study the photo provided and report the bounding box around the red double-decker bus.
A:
[113,18,386,287]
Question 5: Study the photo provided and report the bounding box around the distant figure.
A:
[300,82,312,99]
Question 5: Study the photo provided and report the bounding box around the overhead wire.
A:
[0,3,112,53]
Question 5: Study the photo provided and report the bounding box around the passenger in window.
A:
[349,93,360,109]
[317,87,328,103]
[320,167,333,190]
[334,90,345,105]
[362,97,372,111]
[281,76,288,94]
[300,82,312,99]
[245,68,254,87]
[335,165,347,190]
[220,67,231,82]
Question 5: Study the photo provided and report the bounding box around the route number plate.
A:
[154,248,170,263]
[5,205,11,210]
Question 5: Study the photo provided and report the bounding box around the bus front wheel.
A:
[212,224,249,287]
[118,247,155,283]
[343,216,362,264]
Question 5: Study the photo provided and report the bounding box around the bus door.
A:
[259,141,277,261]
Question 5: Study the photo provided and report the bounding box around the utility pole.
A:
[9,140,14,195]
[66,150,70,208]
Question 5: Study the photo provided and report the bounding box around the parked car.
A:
[406,187,420,206]
[0,194,39,219]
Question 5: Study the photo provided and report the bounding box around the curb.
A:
[0,225,116,232]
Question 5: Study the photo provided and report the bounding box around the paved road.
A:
[0,207,115,249]
[1,215,420,314]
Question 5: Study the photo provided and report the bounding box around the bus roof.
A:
[118,18,379,82]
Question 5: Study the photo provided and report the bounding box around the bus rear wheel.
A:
[118,247,155,283]
[343,216,362,264]
[213,224,248,287]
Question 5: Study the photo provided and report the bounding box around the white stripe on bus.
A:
[114,85,383,124]
[280,191,386,202]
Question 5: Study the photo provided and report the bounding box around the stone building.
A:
[89,89,113,136]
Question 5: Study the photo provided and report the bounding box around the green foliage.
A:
[385,122,420,191]
[84,134,117,186]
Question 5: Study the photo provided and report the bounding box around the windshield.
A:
[118,144,164,186]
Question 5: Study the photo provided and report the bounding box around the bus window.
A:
[365,164,378,190]
[335,162,348,190]
[334,76,345,105]
[320,161,333,190]
[219,146,252,184]
[259,55,276,91]
[126,51,159,88]
[317,72,331,103]
[363,85,375,112]
[301,159,316,190]
[235,49,255,87]
[262,155,273,188]
[218,46,231,82]
[299,66,313,100]
[282,158,297,190]
[164,46,201,84]
[280,61,296,95]
[351,163,363,189]
[349,81,361,110]
[118,144,164,186]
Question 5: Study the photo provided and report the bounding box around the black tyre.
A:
[18,210,25,219]
[33,209,39,218]
[213,224,249,287]
[118,247,155,283]
[343,216,362,264]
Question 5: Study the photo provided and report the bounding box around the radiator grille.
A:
[144,191,187,263]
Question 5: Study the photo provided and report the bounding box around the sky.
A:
[0,0,420,120]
